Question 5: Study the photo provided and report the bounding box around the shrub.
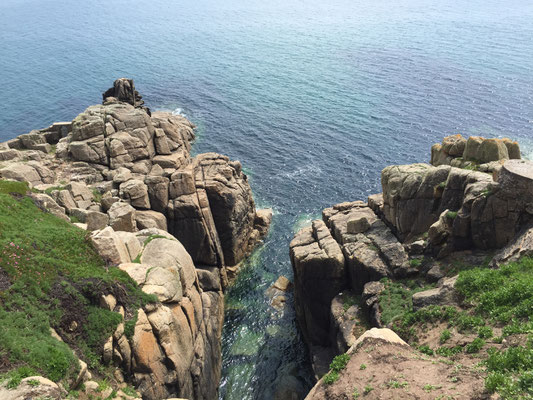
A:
[440,329,452,344]
[465,338,485,354]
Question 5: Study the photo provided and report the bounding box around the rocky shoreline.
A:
[0,79,271,400]
[291,135,533,399]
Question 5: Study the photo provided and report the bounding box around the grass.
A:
[324,353,351,385]
[0,180,156,384]
[484,338,533,399]
[363,385,374,395]
[342,292,360,312]
[378,278,434,325]
[385,256,533,399]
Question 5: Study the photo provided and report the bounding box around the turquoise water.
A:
[2,0,533,398]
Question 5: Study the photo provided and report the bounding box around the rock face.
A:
[290,135,531,382]
[0,79,271,400]
[290,201,411,374]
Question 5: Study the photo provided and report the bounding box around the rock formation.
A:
[291,134,533,384]
[0,79,271,400]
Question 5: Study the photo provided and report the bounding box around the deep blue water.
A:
[1,0,533,398]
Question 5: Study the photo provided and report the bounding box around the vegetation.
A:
[0,180,155,384]
[378,278,434,325]
[381,255,533,399]
[324,353,351,385]
[445,211,458,219]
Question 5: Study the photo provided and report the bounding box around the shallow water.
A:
[1,0,533,398]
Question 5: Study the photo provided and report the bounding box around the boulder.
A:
[135,210,168,231]
[90,227,131,265]
[108,202,137,232]
[119,179,150,209]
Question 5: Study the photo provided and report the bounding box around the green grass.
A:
[378,278,434,325]
[0,180,156,383]
[324,353,351,385]
[363,385,374,395]
[386,257,533,399]
[342,292,360,312]
[484,338,533,399]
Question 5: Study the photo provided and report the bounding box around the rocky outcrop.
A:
[0,79,270,400]
[291,135,531,382]
[431,134,520,168]
[304,328,486,400]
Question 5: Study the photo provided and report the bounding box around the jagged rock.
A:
[196,269,221,292]
[140,237,196,295]
[102,78,149,113]
[290,220,346,346]
[118,263,151,286]
[0,162,46,186]
[143,267,183,303]
[329,292,360,354]
[108,202,137,232]
[119,179,150,209]
[114,231,142,261]
[491,225,533,266]
[132,309,169,400]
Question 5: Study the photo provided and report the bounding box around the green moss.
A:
[445,211,458,219]
[0,180,29,195]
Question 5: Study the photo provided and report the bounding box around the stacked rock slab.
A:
[431,134,521,169]
[291,136,532,378]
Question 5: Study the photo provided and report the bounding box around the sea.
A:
[1,0,532,398]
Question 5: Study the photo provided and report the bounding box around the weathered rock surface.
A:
[0,79,270,400]
[290,135,531,391]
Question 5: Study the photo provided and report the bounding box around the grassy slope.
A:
[378,258,533,399]
[0,180,154,388]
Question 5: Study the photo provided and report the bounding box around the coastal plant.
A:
[445,211,458,220]
[0,181,155,383]
[360,363,366,370]
[418,345,434,356]
[477,326,493,339]
[363,385,374,395]
[352,388,360,399]
[324,353,350,385]
[386,379,408,389]
[465,338,485,354]
[440,329,452,344]
[409,258,422,268]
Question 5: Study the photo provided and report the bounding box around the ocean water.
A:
[1,0,533,398]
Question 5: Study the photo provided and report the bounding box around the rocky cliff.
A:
[291,135,533,399]
[0,78,270,400]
